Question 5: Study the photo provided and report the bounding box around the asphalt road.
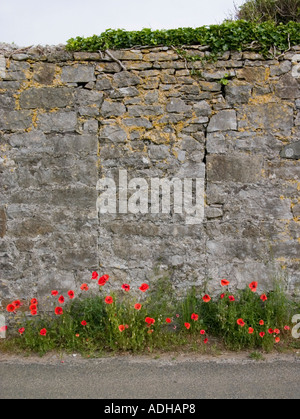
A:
[0,352,299,400]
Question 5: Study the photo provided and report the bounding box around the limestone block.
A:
[37,111,78,133]
[206,154,264,183]
[113,70,141,87]
[207,110,237,132]
[100,100,126,117]
[61,64,96,83]
[0,55,6,78]
[19,87,75,109]
[237,103,294,131]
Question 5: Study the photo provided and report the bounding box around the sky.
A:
[0,0,246,47]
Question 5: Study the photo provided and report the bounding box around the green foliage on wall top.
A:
[66,20,300,56]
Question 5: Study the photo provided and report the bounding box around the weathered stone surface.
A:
[96,76,112,90]
[0,91,15,110]
[99,124,127,143]
[236,66,267,83]
[32,63,56,85]
[113,70,141,87]
[144,51,178,61]
[123,117,153,128]
[100,100,126,117]
[0,208,6,238]
[61,64,96,83]
[206,132,226,154]
[0,110,32,131]
[274,73,300,99]
[19,87,74,109]
[166,98,192,113]
[280,141,300,159]
[199,81,221,92]
[110,86,139,98]
[193,101,212,117]
[205,206,223,219]
[237,103,294,130]
[0,55,6,78]
[76,89,104,106]
[107,50,143,61]
[37,111,78,132]
[207,110,237,132]
[128,104,164,116]
[225,81,252,104]
[270,60,292,76]
[202,69,235,81]
[206,155,264,183]
[292,203,300,217]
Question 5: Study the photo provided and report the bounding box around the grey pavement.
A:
[0,352,299,400]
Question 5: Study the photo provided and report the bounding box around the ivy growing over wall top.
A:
[66,20,300,56]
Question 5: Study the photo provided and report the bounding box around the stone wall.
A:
[0,43,300,306]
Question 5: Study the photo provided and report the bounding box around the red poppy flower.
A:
[184,322,191,329]
[260,293,267,302]
[248,327,254,334]
[165,317,172,323]
[91,271,98,279]
[134,303,142,310]
[105,296,113,304]
[122,284,130,292]
[268,328,274,334]
[275,336,280,343]
[118,325,125,332]
[145,317,155,325]
[81,320,87,326]
[98,275,109,286]
[202,294,211,302]
[228,295,235,301]
[18,327,25,335]
[139,283,149,292]
[203,338,208,344]
[191,313,199,321]
[220,293,225,299]
[30,298,38,305]
[67,290,75,299]
[80,283,89,291]
[274,328,280,334]
[6,303,15,312]
[30,309,37,315]
[259,332,265,337]
[29,304,37,311]
[51,290,58,296]
[284,325,290,330]
[58,295,64,304]
[12,300,21,308]
[259,319,264,326]
[0,325,7,332]
[221,279,230,286]
[40,328,47,336]
[237,318,245,327]
[249,281,258,292]
[200,329,205,335]
[55,306,63,315]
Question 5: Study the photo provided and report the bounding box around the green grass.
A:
[1,276,299,357]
